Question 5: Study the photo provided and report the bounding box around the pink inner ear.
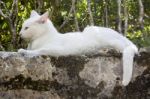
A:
[36,12,49,24]
[36,16,47,24]
[37,12,49,23]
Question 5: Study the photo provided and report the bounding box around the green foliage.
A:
[127,26,150,47]
[0,0,150,51]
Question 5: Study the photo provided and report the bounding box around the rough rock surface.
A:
[0,48,150,99]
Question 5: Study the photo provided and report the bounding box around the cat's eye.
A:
[24,27,29,30]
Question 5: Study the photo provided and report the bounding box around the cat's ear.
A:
[30,10,39,17]
[37,11,49,24]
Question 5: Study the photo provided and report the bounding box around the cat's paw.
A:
[18,49,30,57]
[18,49,39,57]
[18,48,27,54]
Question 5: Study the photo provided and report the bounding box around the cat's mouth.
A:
[19,34,31,43]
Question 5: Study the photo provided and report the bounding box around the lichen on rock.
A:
[0,48,149,99]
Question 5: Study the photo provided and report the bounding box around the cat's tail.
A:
[122,44,138,86]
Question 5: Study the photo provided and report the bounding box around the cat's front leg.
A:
[18,48,39,57]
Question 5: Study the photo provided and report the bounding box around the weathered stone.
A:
[0,89,61,99]
[0,48,149,99]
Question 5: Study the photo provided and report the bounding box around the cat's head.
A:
[20,10,50,40]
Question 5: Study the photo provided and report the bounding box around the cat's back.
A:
[83,26,127,39]
[83,26,118,35]
[82,26,133,46]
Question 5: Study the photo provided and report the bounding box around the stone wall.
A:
[0,48,149,99]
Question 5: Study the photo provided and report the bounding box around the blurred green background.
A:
[0,0,150,51]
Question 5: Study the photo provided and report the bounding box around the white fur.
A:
[18,10,138,86]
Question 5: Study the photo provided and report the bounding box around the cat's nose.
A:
[19,32,23,37]
[19,30,23,37]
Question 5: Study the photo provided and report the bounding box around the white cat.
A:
[18,10,138,86]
